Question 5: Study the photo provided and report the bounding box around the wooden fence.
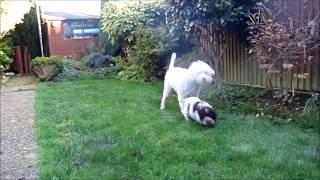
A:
[221,33,320,92]
[200,0,320,92]
[15,46,32,75]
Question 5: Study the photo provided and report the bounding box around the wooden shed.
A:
[43,11,100,59]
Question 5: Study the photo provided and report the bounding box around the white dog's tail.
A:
[168,52,176,69]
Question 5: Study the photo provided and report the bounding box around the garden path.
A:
[0,77,38,179]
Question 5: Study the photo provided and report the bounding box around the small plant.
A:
[296,94,320,131]
[31,56,63,81]
[303,93,320,114]
[116,63,144,81]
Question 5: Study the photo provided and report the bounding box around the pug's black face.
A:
[195,105,217,127]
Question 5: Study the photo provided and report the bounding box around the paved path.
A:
[0,89,38,180]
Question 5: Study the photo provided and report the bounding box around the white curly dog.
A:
[160,52,215,110]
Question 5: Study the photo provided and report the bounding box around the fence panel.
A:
[200,0,320,92]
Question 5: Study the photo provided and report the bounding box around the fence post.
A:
[15,46,23,75]
[23,46,32,74]
[28,50,32,74]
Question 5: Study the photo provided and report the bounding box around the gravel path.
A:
[0,89,38,180]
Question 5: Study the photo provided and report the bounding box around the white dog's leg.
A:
[183,112,190,121]
[177,94,186,111]
[182,104,190,121]
[160,84,172,110]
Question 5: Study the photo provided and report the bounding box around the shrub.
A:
[0,34,14,55]
[0,34,14,70]
[101,0,166,46]
[54,59,115,81]
[54,59,92,81]
[0,50,13,70]
[116,28,175,81]
[98,32,120,56]
[116,63,144,81]
[31,56,63,66]
[31,56,63,81]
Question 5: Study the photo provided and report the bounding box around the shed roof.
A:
[44,11,100,21]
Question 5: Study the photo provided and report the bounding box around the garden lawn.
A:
[36,79,320,179]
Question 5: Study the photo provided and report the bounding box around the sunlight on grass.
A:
[35,79,320,179]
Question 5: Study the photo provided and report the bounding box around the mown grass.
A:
[36,79,320,179]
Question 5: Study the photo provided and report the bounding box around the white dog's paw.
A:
[160,105,165,110]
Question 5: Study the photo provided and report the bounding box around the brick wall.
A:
[47,20,99,59]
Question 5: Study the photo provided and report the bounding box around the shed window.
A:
[63,19,100,39]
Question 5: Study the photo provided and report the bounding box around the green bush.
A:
[98,32,120,56]
[0,50,13,70]
[0,34,14,70]
[116,56,144,80]
[101,0,166,46]
[54,59,115,81]
[116,28,175,81]
[53,59,91,81]
[31,56,63,81]
[31,56,63,67]
[166,0,257,41]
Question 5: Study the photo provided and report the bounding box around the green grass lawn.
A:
[36,79,320,179]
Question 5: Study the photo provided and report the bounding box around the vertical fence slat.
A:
[239,42,242,83]
[305,63,311,91]
[313,65,320,91]
[253,57,257,85]
[235,34,238,83]
[232,33,236,82]
[234,33,239,83]
[236,34,241,83]
[223,37,227,82]
[228,33,232,82]
[245,48,250,86]
[229,33,233,82]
